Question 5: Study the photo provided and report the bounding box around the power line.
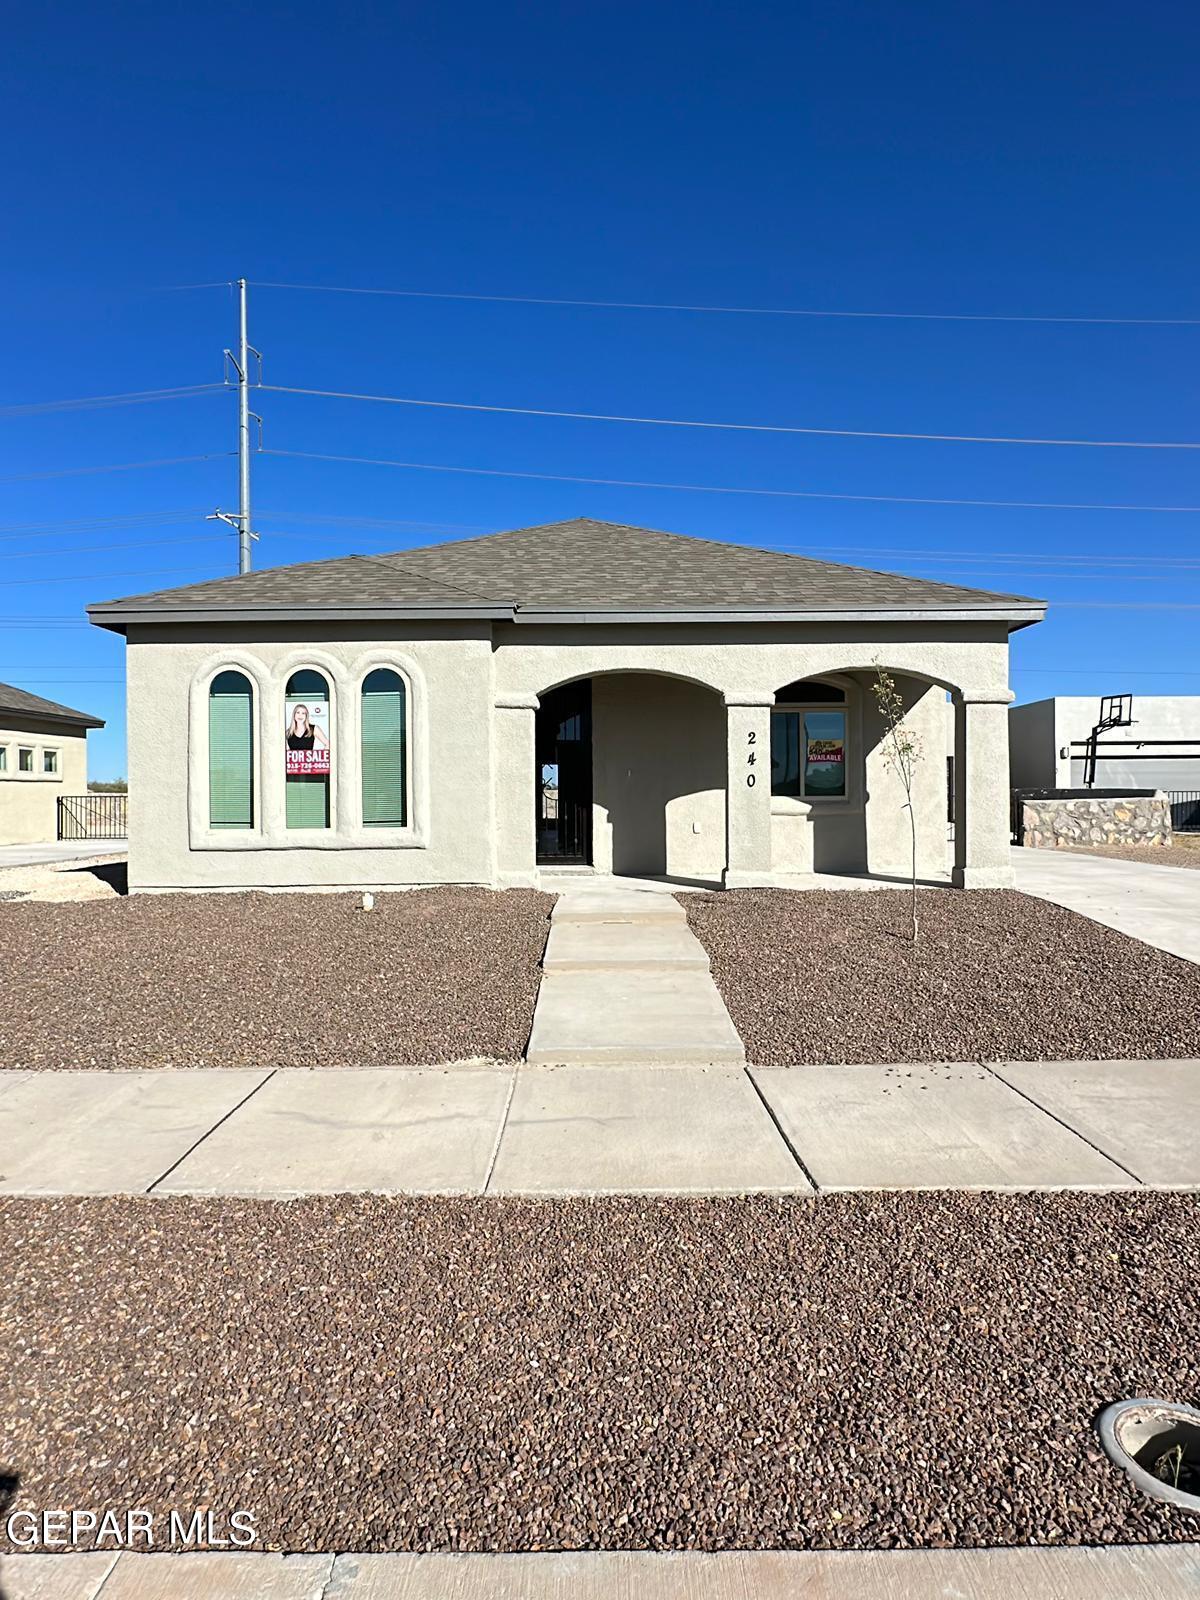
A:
[246,280,1200,327]
[260,389,1200,449]
[4,534,230,560]
[0,383,224,418]
[772,543,1200,570]
[246,523,1200,582]
[262,446,1200,513]
[0,453,232,485]
[0,510,209,543]
[258,508,492,533]
[0,564,220,589]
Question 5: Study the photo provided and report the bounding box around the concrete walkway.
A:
[526,888,744,1065]
[0,841,126,870]
[3,1059,1199,1197]
[1013,844,1200,964]
[6,1545,1200,1599]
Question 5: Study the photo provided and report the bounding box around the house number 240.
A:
[746,729,757,786]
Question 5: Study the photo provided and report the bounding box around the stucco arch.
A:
[531,663,724,702]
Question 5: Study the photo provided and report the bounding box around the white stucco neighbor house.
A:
[86,518,1044,895]
[0,682,105,846]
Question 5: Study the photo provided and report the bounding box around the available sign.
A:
[285,698,331,776]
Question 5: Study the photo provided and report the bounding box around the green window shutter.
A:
[361,670,407,825]
[209,672,253,829]
[286,776,330,829]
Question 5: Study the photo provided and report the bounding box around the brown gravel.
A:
[0,889,552,1070]
[1049,839,1200,870]
[686,888,1200,1064]
[1,1191,1198,1553]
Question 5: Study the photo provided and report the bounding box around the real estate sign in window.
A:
[803,711,846,796]
[284,697,331,777]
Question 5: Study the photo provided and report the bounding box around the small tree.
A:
[870,664,924,943]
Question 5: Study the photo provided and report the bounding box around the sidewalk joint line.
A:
[982,1062,1146,1187]
[87,1550,123,1597]
[144,1068,279,1194]
[482,1064,519,1195]
[743,1066,822,1192]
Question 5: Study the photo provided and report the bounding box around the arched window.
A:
[771,678,847,799]
[285,669,332,829]
[361,668,407,826]
[209,670,254,829]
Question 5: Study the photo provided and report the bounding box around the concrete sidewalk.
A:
[1013,844,1200,964]
[3,1059,1198,1197]
[6,1545,1200,1599]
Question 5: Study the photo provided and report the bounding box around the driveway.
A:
[1012,845,1200,964]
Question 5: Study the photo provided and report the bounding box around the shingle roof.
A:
[88,517,1044,626]
[0,681,105,729]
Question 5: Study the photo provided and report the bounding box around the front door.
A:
[536,680,592,864]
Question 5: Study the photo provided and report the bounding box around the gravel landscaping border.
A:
[2,1191,1198,1553]
[0,889,553,1069]
[685,888,1200,1064]
[1047,840,1200,871]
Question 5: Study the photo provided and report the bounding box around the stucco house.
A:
[87,518,1044,895]
[0,683,105,846]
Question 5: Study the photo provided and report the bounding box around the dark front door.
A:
[536,680,592,864]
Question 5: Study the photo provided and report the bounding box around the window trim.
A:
[771,679,851,804]
[42,747,60,775]
[187,649,427,852]
[18,746,34,774]
[188,655,267,847]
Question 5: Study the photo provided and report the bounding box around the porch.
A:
[495,662,1011,891]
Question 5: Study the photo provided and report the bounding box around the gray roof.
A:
[88,518,1045,629]
[0,681,105,729]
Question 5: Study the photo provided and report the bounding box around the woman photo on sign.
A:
[286,703,329,753]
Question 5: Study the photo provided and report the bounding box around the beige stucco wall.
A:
[591,674,726,880]
[121,616,1014,892]
[125,622,495,891]
[0,718,90,845]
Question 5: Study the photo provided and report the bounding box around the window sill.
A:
[190,827,428,852]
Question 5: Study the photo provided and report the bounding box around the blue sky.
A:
[3,0,1199,779]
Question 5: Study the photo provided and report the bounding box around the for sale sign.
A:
[285,698,331,776]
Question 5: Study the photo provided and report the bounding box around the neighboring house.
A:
[86,517,1044,895]
[0,683,105,846]
[1010,697,1200,794]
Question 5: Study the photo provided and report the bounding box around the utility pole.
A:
[208,278,261,574]
[236,278,253,574]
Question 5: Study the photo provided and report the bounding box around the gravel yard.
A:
[1,1191,1197,1553]
[686,888,1200,1064]
[0,889,552,1069]
[1046,838,1200,871]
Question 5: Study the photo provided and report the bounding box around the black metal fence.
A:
[56,793,128,841]
[1169,791,1200,833]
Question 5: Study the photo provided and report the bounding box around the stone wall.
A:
[1020,793,1173,850]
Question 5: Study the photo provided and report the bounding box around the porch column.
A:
[493,692,539,889]
[723,695,775,888]
[952,692,1015,889]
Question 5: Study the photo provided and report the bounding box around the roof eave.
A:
[86,601,514,634]
[511,603,1048,627]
